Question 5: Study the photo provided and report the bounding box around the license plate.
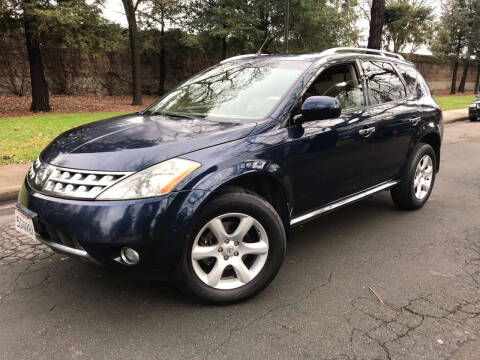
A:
[14,208,36,241]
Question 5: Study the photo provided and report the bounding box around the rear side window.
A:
[362,61,407,104]
[396,64,417,95]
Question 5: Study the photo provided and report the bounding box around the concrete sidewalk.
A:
[0,108,472,203]
[442,108,469,123]
[0,163,30,202]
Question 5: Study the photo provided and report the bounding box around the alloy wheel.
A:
[413,154,433,200]
[191,213,269,290]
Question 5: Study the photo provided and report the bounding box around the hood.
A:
[40,113,256,171]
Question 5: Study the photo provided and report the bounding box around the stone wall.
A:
[0,32,218,96]
[409,54,479,94]
[0,40,477,96]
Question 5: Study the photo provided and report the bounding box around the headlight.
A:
[96,158,201,200]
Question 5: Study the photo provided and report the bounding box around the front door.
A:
[287,61,376,216]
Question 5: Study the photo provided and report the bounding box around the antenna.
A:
[256,37,270,56]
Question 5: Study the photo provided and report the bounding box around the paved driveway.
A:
[0,120,479,360]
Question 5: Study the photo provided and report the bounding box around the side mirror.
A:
[299,96,342,122]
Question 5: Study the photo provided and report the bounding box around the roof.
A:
[221,47,412,65]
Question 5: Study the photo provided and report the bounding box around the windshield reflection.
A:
[146,60,310,122]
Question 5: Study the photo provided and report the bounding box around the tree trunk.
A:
[221,21,227,60]
[368,0,385,50]
[458,60,469,93]
[475,62,480,93]
[222,36,227,60]
[451,59,458,94]
[122,0,142,105]
[158,6,166,95]
[23,0,50,112]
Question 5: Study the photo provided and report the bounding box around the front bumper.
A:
[18,180,202,277]
[469,107,480,120]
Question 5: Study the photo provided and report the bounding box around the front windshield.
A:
[145,60,311,121]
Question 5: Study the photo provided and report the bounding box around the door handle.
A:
[359,127,375,137]
[409,117,421,126]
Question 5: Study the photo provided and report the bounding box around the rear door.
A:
[361,60,418,184]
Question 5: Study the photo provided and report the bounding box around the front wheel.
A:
[176,190,286,304]
[391,143,436,210]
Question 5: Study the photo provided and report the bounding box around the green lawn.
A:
[434,95,476,111]
[0,95,476,165]
[0,111,132,165]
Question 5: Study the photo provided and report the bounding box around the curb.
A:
[0,186,20,203]
[444,115,469,124]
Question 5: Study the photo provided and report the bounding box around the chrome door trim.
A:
[290,180,399,226]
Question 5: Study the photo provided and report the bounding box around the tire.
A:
[391,143,436,210]
[175,190,286,305]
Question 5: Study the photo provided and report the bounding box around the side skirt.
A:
[290,180,399,227]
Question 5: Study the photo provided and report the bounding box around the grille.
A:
[38,166,132,199]
[37,221,83,250]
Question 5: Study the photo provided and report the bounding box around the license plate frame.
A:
[14,206,36,241]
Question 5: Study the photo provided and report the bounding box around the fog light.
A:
[120,247,139,265]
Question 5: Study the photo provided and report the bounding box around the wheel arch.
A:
[173,162,293,237]
[418,131,441,172]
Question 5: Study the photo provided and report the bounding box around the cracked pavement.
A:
[0,120,479,359]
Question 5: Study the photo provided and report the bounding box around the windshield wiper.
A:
[153,111,206,120]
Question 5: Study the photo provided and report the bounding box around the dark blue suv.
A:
[16,48,443,304]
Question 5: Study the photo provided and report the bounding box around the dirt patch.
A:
[0,95,158,117]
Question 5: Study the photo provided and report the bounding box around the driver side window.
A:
[304,62,366,111]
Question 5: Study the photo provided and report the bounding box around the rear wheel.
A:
[176,191,286,304]
[391,143,436,210]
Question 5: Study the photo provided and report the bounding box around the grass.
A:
[434,95,476,111]
[0,111,132,165]
[0,94,476,165]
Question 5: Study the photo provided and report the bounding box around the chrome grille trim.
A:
[29,163,133,200]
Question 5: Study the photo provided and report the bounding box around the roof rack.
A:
[319,47,405,60]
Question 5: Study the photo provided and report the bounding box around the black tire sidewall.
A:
[176,191,286,304]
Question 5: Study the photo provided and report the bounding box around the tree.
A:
[368,0,385,49]
[140,0,183,95]
[23,0,50,111]
[432,0,471,94]
[36,0,126,94]
[383,0,434,53]
[186,0,261,59]
[289,0,359,52]
[1,0,52,111]
[458,0,480,92]
[121,0,143,104]
[0,0,123,110]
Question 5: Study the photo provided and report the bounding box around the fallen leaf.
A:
[288,260,296,263]
[428,270,454,278]
[368,286,385,306]
[437,339,444,345]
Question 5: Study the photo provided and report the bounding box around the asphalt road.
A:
[0,120,479,360]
